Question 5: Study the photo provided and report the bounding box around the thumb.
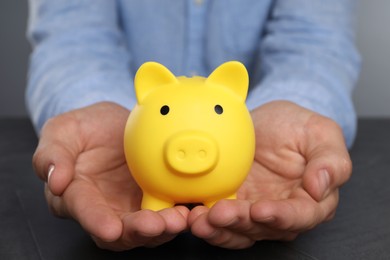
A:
[32,118,80,196]
[301,117,352,202]
[302,147,352,202]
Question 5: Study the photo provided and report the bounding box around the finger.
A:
[44,183,71,218]
[121,208,188,249]
[33,119,80,196]
[158,206,190,234]
[207,200,296,243]
[142,206,190,248]
[123,210,167,247]
[97,206,190,251]
[207,200,252,230]
[34,149,76,196]
[299,117,352,201]
[204,229,255,249]
[303,143,352,201]
[189,206,215,238]
[188,205,209,226]
[63,181,123,243]
[207,200,257,249]
[251,191,339,232]
[191,212,255,249]
[190,203,255,249]
[92,210,165,251]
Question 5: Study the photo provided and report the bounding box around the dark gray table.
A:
[1,118,389,259]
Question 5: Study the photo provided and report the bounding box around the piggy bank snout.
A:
[164,131,218,175]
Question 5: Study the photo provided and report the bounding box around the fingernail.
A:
[48,164,55,183]
[319,169,330,199]
[261,216,276,224]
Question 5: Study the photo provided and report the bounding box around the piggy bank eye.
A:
[214,104,223,115]
[160,105,170,115]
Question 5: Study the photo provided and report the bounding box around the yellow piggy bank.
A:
[124,61,255,211]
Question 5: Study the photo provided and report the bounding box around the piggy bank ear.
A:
[135,62,178,104]
[206,61,249,102]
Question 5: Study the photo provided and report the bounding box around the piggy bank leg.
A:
[204,193,237,208]
[141,192,174,211]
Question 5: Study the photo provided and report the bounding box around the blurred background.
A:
[0,1,389,118]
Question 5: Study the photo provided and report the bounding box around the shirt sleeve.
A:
[245,0,361,148]
[26,0,137,133]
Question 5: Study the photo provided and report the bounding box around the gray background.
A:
[0,1,389,117]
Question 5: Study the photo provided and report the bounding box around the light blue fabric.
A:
[26,0,361,147]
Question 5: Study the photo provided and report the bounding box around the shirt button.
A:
[194,0,204,6]
[190,71,198,76]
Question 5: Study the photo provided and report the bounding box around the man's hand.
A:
[33,102,189,251]
[189,101,352,249]
[33,101,352,250]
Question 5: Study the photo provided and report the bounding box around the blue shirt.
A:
[26,0,361,147]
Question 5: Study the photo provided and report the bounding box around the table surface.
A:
[1,118,389,260]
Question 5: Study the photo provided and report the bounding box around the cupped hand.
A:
[189,101,352,249]
[33,102,189,251]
